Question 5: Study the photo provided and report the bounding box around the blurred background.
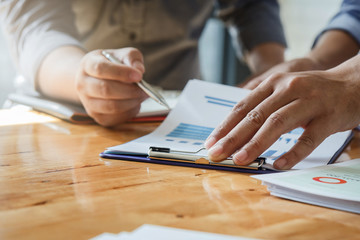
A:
[0,0,342,107]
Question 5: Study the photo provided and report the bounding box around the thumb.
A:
[132,60,145,74]
[122,49,145,74]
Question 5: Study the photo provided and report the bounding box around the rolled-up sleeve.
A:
[314,0,360,46]
[216,0,287,51]
[0,0,83,91]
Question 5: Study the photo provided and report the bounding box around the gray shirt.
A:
[0,0,286,93]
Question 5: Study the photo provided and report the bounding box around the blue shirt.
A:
[315,0,360,46]
[217,0,287,51]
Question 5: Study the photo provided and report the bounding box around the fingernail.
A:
[133,61,145,73]
[274,158,287,169]
[208,144,223,160]
[233,149,248,164]
[204,136,216,149]
[129,71,141,81]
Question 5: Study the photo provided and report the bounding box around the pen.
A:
[101,50,170,110]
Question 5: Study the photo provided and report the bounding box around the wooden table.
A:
[0,108,359,240]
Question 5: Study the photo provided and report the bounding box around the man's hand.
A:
[241,30,360,90]
[240,57,323,90]
[75,48,148,126]
[205,59,360,170]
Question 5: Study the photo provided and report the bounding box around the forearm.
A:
[217,0,286,75]
[38,46,86,104]
[0,0,81,95]
[307,30,359,70]
[245,42,285,75]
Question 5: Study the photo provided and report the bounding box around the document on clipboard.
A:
[100,80,353,173]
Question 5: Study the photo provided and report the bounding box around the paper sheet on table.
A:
[252,159,360,213]
[90,224,258,240]
[107,80,351,170]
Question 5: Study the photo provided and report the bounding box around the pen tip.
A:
[163,102,171,110]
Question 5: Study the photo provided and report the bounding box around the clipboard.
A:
[100,80,355,174]
[100,148,273,174]
[100,129,353,174]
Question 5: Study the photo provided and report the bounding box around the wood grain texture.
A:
[0,109,359,240]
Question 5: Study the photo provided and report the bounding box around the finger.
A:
[116,48,145,73]
[242,77,263,90]
[207,86,297,162]
[83,50,143,83]
[204,83,273,149]
[91,106,142,127]
[273,119,330,170]
[78,76,148,100]
[237,76,253,88]
[83,97,145,115]
[231,99,318,166]
[242,68,277,90]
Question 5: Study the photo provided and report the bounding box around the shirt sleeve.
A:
[0,0,83,91]
[216,0,287,52]
[313,0,360,47]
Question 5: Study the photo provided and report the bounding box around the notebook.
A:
[7,90,180,123]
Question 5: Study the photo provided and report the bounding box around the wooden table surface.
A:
[0,109,359,240]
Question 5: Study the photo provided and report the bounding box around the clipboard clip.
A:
[148,146,265,170]
[148,146,206,154]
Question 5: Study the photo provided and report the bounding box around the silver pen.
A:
[101,50,170,110]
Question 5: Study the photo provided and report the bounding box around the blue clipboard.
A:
[99,151,276,174]
[99,130,354,174]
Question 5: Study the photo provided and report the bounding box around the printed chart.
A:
[165,123,214,146]
[164,121,305,160]
[204,96,237,108]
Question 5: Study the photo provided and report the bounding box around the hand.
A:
[205,68,360,170]
[75,48,148,126]
[240,57,324,90]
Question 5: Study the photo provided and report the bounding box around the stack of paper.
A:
[252,159,360,213]
[90,224,258,240]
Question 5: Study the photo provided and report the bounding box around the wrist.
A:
[305,53,332,70]
[327,55,360,83]
[245,42,285,75]
[38,46,85,104]
[307,30,359,70]
[290,56,327,71]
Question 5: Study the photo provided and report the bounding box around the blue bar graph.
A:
[273,152,287,160]
[166,123,214,141]
[205,96,237,108]
[288,128,304,135]
[261,149,277,158]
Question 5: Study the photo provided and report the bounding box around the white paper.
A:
[89,232,119,240]
[90,224,258,240]
[137,90,180,117]
[253,159,360,213]
[107,80,352,170]
[129,224,257,240]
